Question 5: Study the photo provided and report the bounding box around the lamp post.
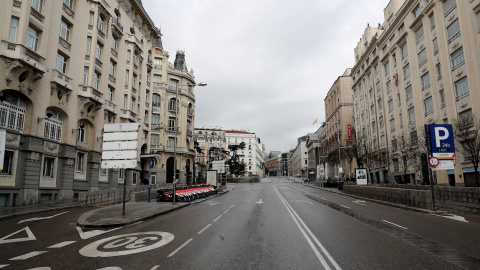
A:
[172,82,207,204]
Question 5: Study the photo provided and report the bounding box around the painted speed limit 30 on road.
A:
[79,232,174,258]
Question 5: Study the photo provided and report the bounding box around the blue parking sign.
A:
[429,124,455,159]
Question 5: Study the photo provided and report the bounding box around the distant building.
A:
[289,136,308,177]
[225,130,265,177]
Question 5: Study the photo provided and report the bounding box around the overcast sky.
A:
[143,0,387,153]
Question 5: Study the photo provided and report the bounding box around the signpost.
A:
[101,123,139,215]
[0,130,5,170]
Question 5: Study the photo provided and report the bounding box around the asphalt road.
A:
[1,177,479,269]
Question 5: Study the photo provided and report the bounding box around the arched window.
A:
[77,121,86,142]
[152,94,161,107]
[168,98,176,111]
[44,108,62,142]
[0,92,26,132]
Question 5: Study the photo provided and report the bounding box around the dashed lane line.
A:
[197,224,211,235]
[340,205,350,209]
[167,238,193,258]
[9,251,48,260]
[223,209,230,214]
[48,241,76,248]
[381,220,408,230]
[213,215,223,222]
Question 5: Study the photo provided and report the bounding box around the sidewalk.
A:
[0,185,234,226]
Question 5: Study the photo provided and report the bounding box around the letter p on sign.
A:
[434,127,449,147]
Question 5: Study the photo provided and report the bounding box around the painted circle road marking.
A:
[79,232,174,257]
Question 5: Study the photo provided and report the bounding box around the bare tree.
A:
[355,135,377,184]
[453,114,480,187]
[393,135,418,184]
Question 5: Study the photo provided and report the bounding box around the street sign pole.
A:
[122,165,127,216]
[148,159,152,202]
[425,124,436,211]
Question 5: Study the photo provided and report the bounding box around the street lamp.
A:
[172,82,207,204]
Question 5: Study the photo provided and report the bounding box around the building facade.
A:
[289,136,308,177]
[0,0,199,206]
[351,0,480,186]
[193,127,227,166]
[225,130,265,177]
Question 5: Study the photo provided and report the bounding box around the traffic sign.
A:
[101,160,137,169]
[428,157,439,167]
[429,124,455,159]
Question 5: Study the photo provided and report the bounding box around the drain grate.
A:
[306,194,480,270]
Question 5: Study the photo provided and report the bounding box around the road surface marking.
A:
[213,215,223,222]
[229,205,235,209]
[79,232,174,258]
[76,227,120,240]
[48,241,76,248]
[441,214,468,223]
[197,224,211,234]
[167,238,193,257]
[321,198,326,200]
[127,221,144,226]
[151,266,160,270]
[18,211,68,224]
[256,199,264,204]
[26,267,50,270]
[0,265,8,268]
[9,251,48,260]
[382,220,408,230]
[340,205,350,209]
[352,200,367,206]
[0,227,36,244]
[96,268,121,270]
[274,186,342,270]
[223,209,230,214]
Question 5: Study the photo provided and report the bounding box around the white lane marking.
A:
[307,201,314,205]
[256,199,264,204]
[197,224,211,234]
[352,200,367,206]
[0,265,8,269]
[0,226,36,244]
[321,198,327,200]
[441,214,468,223]
[229,205,235,209]
[9,251,48,260]
[151,266,160,270]
[223,209,230,214]
[382,220,408,230]
[213,215,223,222]
[76,226,120,240]
[80,232,174,258]
[127,221,144,226]
[96,268,121,270]
[274,186,342,270]
[48,241,76,248]
[26,267,51,270]
[167,238,193,257]
[18,211,68,224]
[340,205,350,209]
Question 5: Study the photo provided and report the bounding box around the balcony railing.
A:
[112,17,124,32]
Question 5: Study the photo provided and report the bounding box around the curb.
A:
[0,204,86,221]
[304,183,447,215]
[77,190,231,228]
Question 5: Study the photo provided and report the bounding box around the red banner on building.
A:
[348,124,352,142]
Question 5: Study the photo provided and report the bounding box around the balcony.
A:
[111,17,124,33]
[186,129,193,136]
[1,41,46,73]
[78,85,103,104]
[120,109,137,122]
[165,127,181,134]
[105,100,117,114]
[167,86,177,94]
[143,123,149,131]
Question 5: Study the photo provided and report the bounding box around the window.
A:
[109,60,116,76]
[0,98,25,133]
[443,0,457,16]
[169,98,177,111]
[436,63,442,79]
[167,137,176,148]
[424,97,433,116]
[64,0,73,9]
[27,27,39,51]
[415,26,424,44]
[421,72,431,90]
[123,94,127,109]
[83,67,89,85]
[439,89,445,107]
[388,15,394,26]
[392,53,397,67]
[60,20,71,41]
[403,64,410,79]
[418,48,427,66]
[433,38,439,54]
[9,17,19,42]
[31,0,43,12]
[386,80,392,93]
[397,93,401,106]
[384,61,390,75]
[379,116,384,129]
[370,104,375,116]
[413,5,421,18]
[399,113,403,127]
[374,64,379,76]
[56,53,67,73]
[150,134,159,147]
[447,19,460,43]
[169,80,178,91]
[429,12,435,30]
[390,118,396,132]
[154,58,162,69]
[455,77,469,100]
[411,131,418,146]
[406,85,413,101]
[98,16,105,32]
[361,112,364,123]
[368,73,372,84]
[86,37,91,55]
[43,157,55,177]
[378,98,383,110]
[88,12,94,26]
[152,94,161,107]
[388,99,394,112]
[95,43,102,60]
[111,36,118,51]
[132,75,136,89]
[369,88,373,99]
[118,168,124,180]
[152,114,160,124]
[43,109,62,142]
[93,72,99,89]
[153,74,161,84]
[125,70,129,85]
[130,97,135,111]
[76,152,85,172]
[107,86,113,101]
[451,47,465,70]
[126,50,131,63]
[372,121,376,133]
[408,107,415,124]
[0,151,14,175]
[458,109,473,126]
[376,81,381,92]
[77,121,86,142]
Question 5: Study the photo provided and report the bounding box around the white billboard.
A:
[104,123,139,132]
[206,170,218,186]
[356,168,368,185]
[102,150,137,160]
[103,132,139,141]
[102,160,137,169]
[103,141,138,150]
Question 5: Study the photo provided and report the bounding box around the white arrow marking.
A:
[256,199,264,204]
[352,200,367,206]
[76,227,120,240]
[9,251,47,260]
[0,227,36,244]
[18,211,68,224]
[442,214,468,223]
